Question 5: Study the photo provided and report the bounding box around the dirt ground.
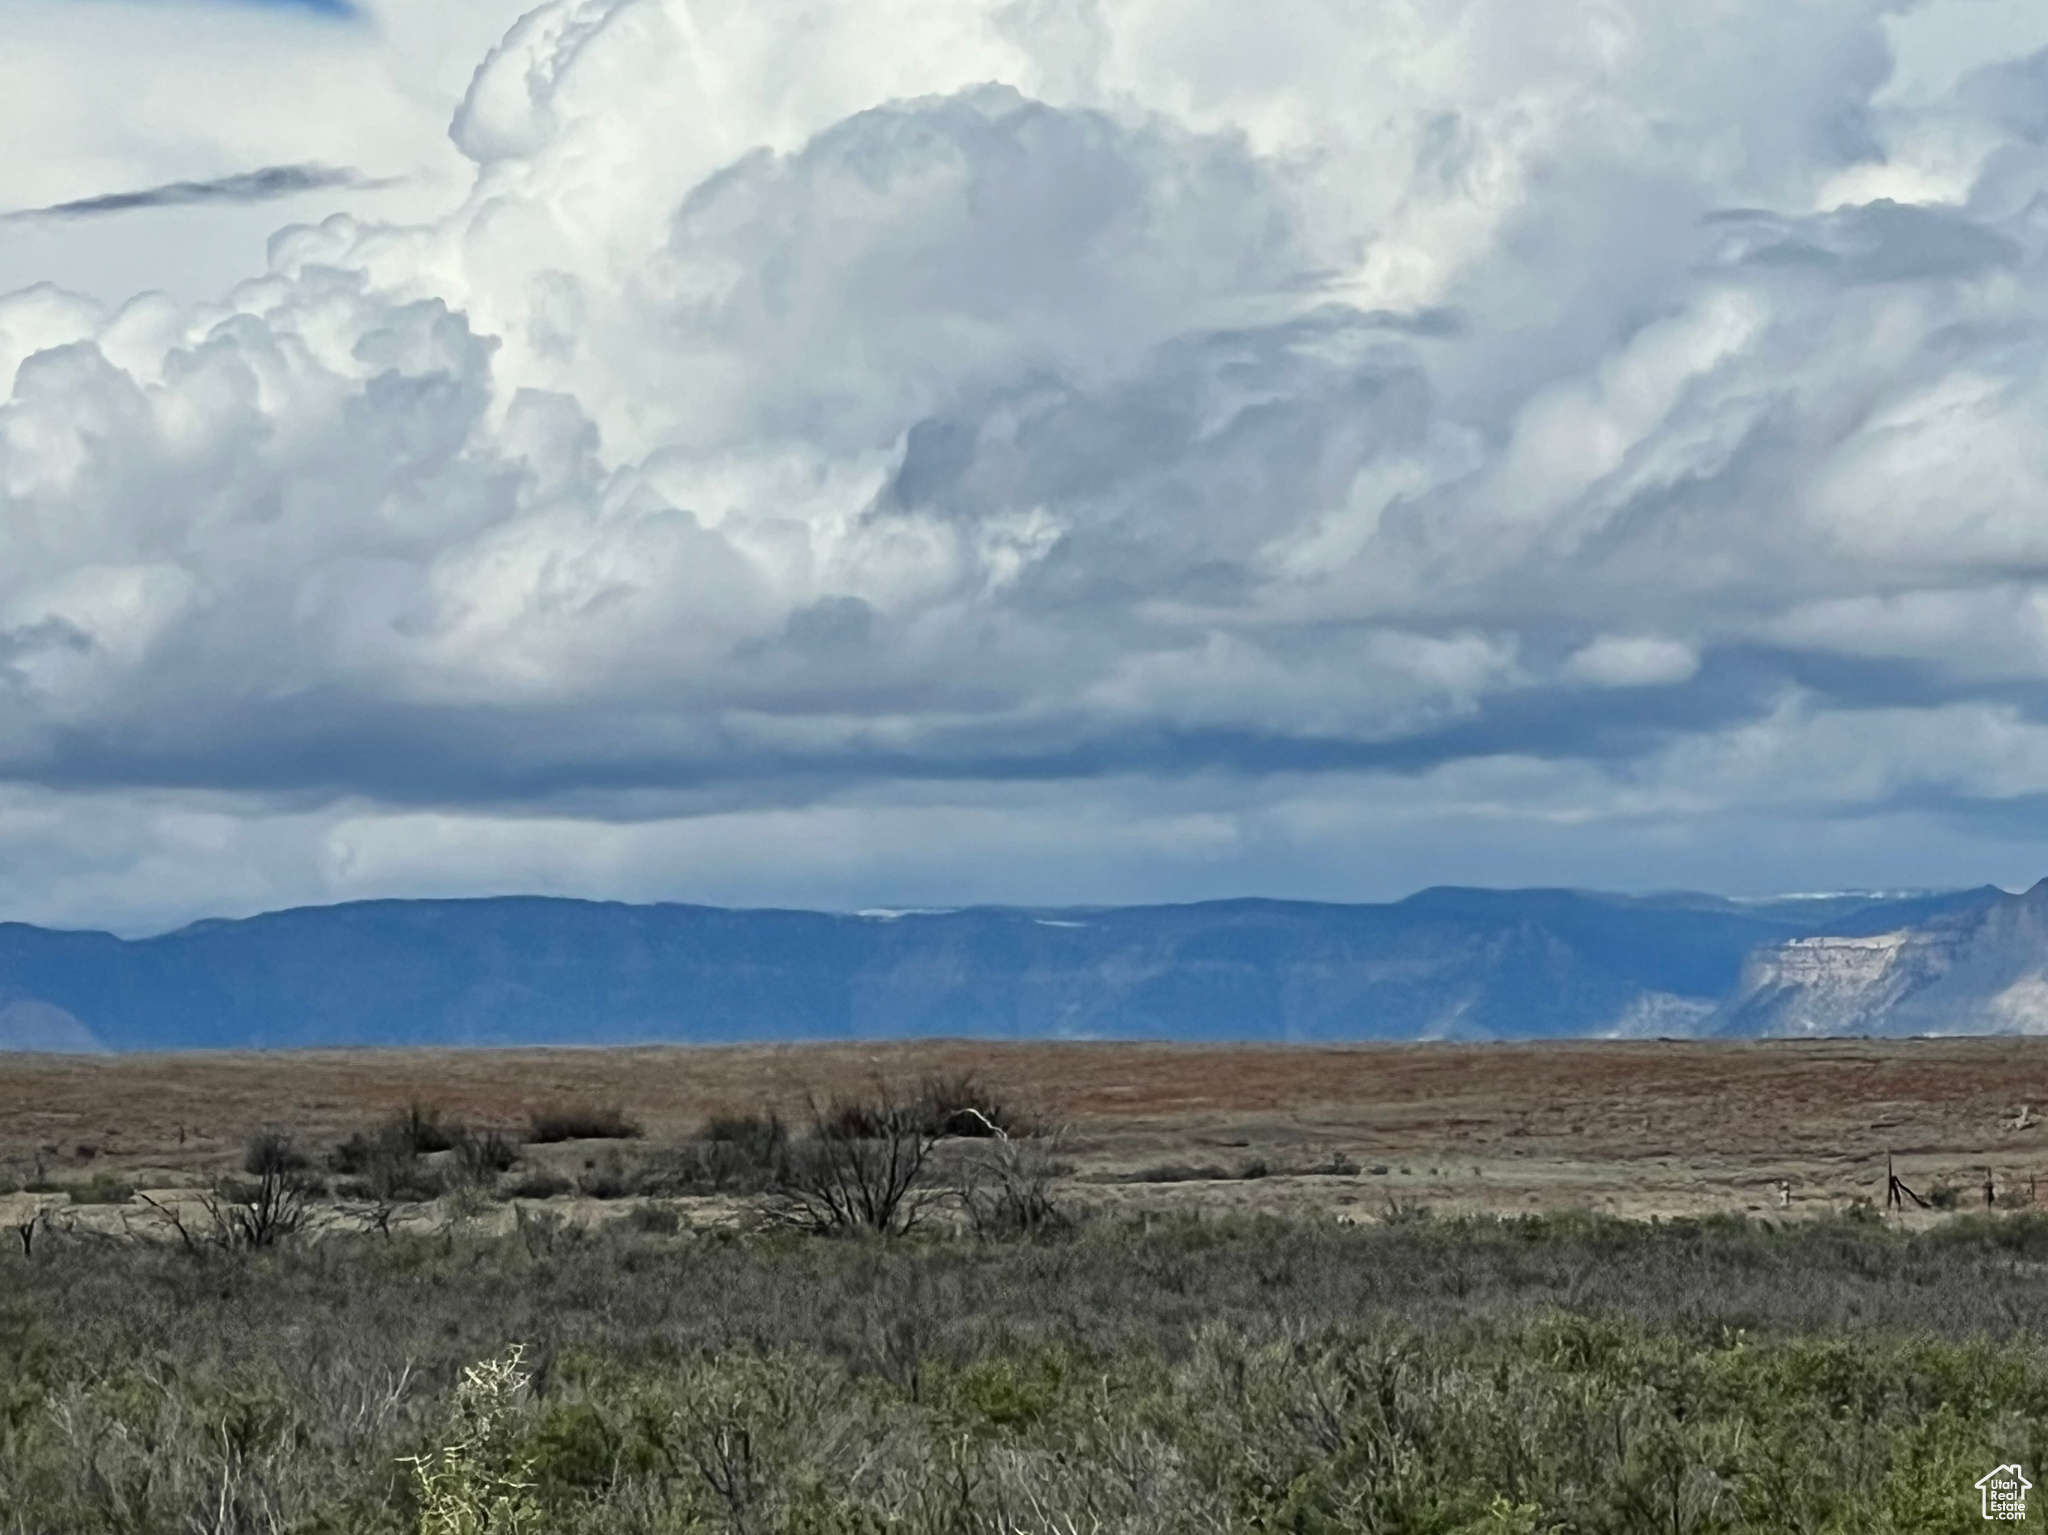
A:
[3,1037,2046,1226]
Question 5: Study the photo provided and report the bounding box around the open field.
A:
[7,1040,2048,1531]
[8,1204,2048,1532]
[4,1036,2046,1223]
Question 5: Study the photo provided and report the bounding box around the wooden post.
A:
[1886,1153,1928,1213]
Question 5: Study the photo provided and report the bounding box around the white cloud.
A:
[5,0,2048,925]
[0,0,536,306]
[1564,635,1699,689]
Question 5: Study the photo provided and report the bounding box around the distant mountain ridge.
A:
[0,884,2035,1052]
[1719,879,2048,1037]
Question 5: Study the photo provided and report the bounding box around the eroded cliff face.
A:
[1600,991,1719,1039]
[1724,932,1952,1036]
[1721,882,2048,1036]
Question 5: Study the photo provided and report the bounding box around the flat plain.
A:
[8,1037,2048,1532]
[5,1035,2046,1222]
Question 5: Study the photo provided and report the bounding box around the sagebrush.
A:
[3,1212,2047,1531]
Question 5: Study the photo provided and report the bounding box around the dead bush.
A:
[955,1139,1070,1238]
[144,1163,317,1253]
[215,1167,318,1248]
[453,1127,520,1184]
[774,1091,938,1236]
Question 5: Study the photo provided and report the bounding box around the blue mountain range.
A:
[0,884,2022,1051]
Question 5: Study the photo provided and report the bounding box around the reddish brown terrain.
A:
[4,1037,2046,1223]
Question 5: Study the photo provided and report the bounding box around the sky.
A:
[7,0,2048,933]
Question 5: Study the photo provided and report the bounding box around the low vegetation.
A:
[6,1194,2048,1531]
[5,1076,2045,1531]
[526,1103,644,1144]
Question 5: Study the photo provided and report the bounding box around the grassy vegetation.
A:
[527,1104,646,1145]
[60,1171,137,1205]
[3,1081,2041,1530]
[4,1207,2048,1533]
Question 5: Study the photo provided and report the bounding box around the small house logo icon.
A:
[1978,1464,2031,1521]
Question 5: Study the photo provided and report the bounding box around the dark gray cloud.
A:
[3,163,380,222]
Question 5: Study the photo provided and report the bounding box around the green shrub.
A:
[626,1202,682,1235]
[401,1104,462,1155]
[1128,1162,1233,1183]
[336,1163,444,1204]
[405,1345,541,1535]
[245,1127,310,1177]
[909,1071,1037,1138]
[702,1110,788,1166]
[811,1075,1034,1142]
[327,1105,468,1202]
[526,1104,642,1144]
[574,1153,633,1200]
[598,1113,795,1197]
[8,1210,2048,1532]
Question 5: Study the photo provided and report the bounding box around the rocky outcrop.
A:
[1601,991,1720,1039]
[1718,880,2048,1036]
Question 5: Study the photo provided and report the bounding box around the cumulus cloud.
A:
[8,0,2048,927]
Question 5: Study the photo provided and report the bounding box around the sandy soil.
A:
[3,1037,2045,1225]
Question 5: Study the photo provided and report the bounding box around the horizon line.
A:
[4,880,2002,942]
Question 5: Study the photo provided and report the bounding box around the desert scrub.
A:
[406,1345,541,1535]
[525,1103,643,1144]
[62,1172,135,1205]
[3,1214,2048,1531]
